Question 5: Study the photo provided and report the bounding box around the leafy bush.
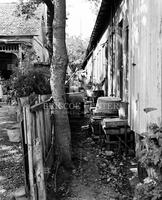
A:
[135,123,162,199]
[134,180,162,200]
[139,123,162,176]
[11,70,51,97]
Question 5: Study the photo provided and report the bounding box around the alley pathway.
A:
[48,116,138,200]
[0,104,24,200]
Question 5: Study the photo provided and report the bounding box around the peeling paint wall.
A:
[128,0,162,133]
[85,0,162,134]
[85,30,108,91]
[85,0,129,97]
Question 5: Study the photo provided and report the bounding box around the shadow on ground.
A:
[0,105,24,200]
[47,115,138,200]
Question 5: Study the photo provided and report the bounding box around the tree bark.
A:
[50,0,72,169]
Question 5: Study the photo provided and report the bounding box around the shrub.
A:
[11,69,51,97]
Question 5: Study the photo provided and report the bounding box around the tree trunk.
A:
[50,0,72,169]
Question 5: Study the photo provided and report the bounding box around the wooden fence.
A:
[20,97,55,200]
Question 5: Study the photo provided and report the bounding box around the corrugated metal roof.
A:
[82,0,122,68]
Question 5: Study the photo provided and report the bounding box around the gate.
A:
[20,97,55,200]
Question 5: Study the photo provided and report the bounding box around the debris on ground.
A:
[47,116,138,200]
[0,106,140,200]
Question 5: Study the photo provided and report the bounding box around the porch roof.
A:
[82,0,122,69]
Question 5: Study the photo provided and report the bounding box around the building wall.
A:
[85,0,129,97]
[33,36,49,63]
[128,0,162,133]
[85,31,108,92]
[32,5,49,63]
[0,3,49,67]
[85,0,162,135]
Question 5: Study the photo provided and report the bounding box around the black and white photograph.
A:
[0,0,162,199]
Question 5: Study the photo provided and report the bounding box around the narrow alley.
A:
[0,0,162,199]
[47,116,139,200]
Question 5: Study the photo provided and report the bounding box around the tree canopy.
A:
[66,35,88,72]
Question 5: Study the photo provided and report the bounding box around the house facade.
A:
[0,2,49,98]
[82,0,162,137]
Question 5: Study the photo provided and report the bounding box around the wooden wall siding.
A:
[128,0,162,133]
[103,44,107,93]
[86,31,108,89]
[122,14,129,102]
[112,32,116,96]
[86,56,93,83]
[21,98,55,200]
[105,41,109,96]
[85,0,162,134]
[115,23,123,99]
[84,0,129,98]
[114,0,129,101]
[108,33,113,96]
[104,0,129,98]
[101,45,106,90]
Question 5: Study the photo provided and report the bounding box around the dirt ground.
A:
[0,104,24,200]
[48,116,139,200]
[0,105,139,200]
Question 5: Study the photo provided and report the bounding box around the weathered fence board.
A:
[20,96,55,200]
[25,106,36,200]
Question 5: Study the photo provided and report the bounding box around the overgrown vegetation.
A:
[10,70,51,97]
[134,123,162,200]
[134,180,162,200]
[139,123,162,180]
[66,35,87,72]
[6,45,51,98]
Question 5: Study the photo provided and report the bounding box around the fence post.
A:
[35,111,47,200]
[26,106,36,200]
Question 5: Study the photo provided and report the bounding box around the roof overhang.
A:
[82,0,122,69]
[0,35,38,38]
[0,35,37,46]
